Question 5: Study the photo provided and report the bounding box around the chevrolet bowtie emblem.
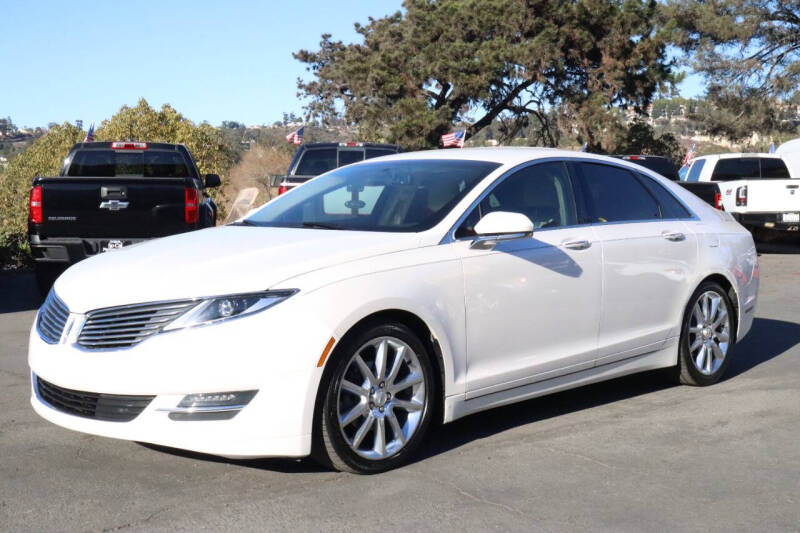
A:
[99,200,130,211]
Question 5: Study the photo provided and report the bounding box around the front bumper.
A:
[28,299,332,458]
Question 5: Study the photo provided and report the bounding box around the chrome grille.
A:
[78,300,197,349]
[37,290,70,344]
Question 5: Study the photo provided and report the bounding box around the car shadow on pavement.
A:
[0,271,42,313]
[416,316,799,465]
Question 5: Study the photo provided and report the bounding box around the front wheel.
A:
[675,281,736,386]
[316,322,436,474]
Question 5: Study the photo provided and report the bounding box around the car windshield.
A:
[245,159,501,232]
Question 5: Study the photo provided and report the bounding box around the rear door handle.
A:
[662,231,685,242]
[562,239,591,250]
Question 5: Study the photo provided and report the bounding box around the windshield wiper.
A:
[229,219,258,226]
[301,222,343,230]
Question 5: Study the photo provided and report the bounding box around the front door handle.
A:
[562,239,591,250]
[662,231,686,242]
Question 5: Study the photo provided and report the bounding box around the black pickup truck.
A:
[278,142,401,195]
[28,141,220,293]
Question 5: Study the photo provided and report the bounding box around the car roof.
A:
[370,146,647,168]
[690,152,783,163]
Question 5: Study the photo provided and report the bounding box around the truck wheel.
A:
[35,264,62,296]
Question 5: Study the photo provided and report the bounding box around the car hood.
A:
[54,226,421,313]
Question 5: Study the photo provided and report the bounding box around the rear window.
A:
[365,148,396,160]
[295,148,338,176]
[338,150,364,167]
[636,174,692,219]
[760,158,790,179]
[711,158,760,181]
[66,150,190,177]
[295,147,400,176]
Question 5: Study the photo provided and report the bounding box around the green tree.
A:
[666,0,800,141]
[0,124,83,266]
[295,0,675,150]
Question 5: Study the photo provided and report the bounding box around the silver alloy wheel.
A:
[688,290,731,376]
[336,336,426,460]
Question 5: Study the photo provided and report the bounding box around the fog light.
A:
[162,390,258,421]
[177,390,257,409]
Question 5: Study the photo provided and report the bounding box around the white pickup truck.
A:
[679,153,800,233]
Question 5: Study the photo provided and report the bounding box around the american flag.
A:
[441,129,466,148]
[682,143,696,166]
[83,123,95,143]
[286,126,304,145]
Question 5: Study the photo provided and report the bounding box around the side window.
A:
[455,162,577,238]
[577,163,660,222]
[711,158,760,181]
[760,158,790,179]
[686,159,705,182]
[637,174,692,219]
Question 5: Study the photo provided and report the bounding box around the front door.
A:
[453,161,603,398]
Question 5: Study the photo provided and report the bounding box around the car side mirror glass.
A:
[471,211,534,250]
[205,174,221,188]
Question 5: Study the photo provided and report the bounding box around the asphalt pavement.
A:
[1,243,798,532]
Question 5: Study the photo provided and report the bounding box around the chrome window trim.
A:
[440,156,699,245]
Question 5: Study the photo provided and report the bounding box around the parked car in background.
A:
[28,142,220,293]
[277,142,401,195]
[679,153,799,234]
[614,155,679,180]
[30,148,758,473]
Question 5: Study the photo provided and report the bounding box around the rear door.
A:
[572,162,698,364]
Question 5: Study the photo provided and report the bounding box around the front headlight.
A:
[163,290,298,331]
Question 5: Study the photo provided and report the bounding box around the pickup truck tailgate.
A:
[38,177,189,238]
[736,180,800,213]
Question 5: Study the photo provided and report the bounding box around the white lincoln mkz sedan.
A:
[29,148,758,473]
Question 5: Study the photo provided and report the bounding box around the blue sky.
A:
[1,1,703,129]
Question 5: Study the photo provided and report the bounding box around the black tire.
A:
[675,281,737,386]
[314,322,436,474]
[34,263,63,297]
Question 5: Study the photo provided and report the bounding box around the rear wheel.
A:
[316,322,435,474]
[675,281,736,386]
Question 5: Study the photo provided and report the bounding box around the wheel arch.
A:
[694,273,740,343]
[310,308,448,457]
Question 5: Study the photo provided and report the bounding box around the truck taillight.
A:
[736,185,748,207]
[714,192,723,210]
[111,142,148,150]
[277,184,289,195]
[185,188,198,224]
[29,185,43,223]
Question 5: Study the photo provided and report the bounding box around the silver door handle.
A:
[662,231,685,241]
[562,239,591,250]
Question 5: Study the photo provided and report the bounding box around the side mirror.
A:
[471,211,534,250]
[204,174,221,188]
